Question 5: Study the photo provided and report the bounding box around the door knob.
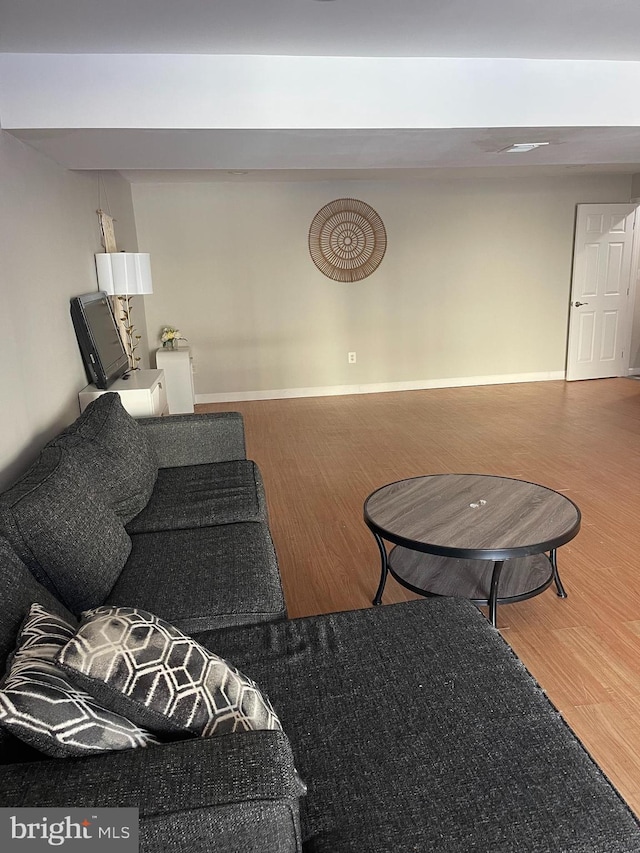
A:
[574,301,589,307]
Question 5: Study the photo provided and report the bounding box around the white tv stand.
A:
[79,369,168,418]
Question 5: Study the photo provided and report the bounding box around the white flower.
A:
[160,327,187,345]
[161,328,177,341]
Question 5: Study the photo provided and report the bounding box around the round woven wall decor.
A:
[308,198,387,282]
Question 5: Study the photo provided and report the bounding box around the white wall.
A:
[4,54,640,131]
[134,172,635,399]
[0,131,142,489]
[1,150,636,490]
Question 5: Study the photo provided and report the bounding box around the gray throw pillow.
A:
[0,445,131,612]
[53,393,158,523]
[0,604,159,758]
[57,606,283,738]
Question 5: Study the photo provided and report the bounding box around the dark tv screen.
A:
[71,291,129,389]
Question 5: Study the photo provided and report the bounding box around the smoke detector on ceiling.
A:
[501,142,550,153]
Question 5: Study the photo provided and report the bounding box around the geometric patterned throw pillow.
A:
[57,606,283,739]
[0,603,159,758]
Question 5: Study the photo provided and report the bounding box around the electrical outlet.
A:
[348,351,357,364]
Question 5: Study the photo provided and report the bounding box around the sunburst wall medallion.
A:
[308,198,387,282]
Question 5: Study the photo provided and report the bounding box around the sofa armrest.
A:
[137,412,246,467]
[0,732,305,853]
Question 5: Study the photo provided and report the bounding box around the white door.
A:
[566,204,637,381]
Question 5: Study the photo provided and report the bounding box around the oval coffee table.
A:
[364,474,581,626]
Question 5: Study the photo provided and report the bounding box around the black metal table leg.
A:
[372,532,388,605]
[550,548,567,598]
[488,560,504,627]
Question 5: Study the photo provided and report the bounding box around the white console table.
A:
[155,347,195,414]
[79,369,168,418]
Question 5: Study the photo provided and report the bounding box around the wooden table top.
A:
[364,474,581,560]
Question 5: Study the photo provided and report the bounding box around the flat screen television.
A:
[71,291,129,389]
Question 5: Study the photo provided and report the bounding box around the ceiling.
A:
[2,0,640,60]
[2,0,640,180]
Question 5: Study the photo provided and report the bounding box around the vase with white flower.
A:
[160,327,187,350]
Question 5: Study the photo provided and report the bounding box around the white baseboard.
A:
[627,367,640,377]
[195,370,566,404]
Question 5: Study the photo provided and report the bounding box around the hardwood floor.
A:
[198,377,640,813]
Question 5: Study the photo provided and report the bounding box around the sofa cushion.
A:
[197,598,640,853]
[58,606,283,739]
[0,539,75,673]
[0,539,79,763]
[53,393,158,523]
[136,411,247,468]
[126,460,268,534]
[107,522,286,633]
[0,446,131,613]
[0,604,159,758]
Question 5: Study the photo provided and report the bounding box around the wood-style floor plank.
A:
[197,377,640,812]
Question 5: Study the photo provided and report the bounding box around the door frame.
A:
[628,203,640,377]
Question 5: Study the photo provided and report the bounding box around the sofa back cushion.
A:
[0,446,131,613]
[0,538,77,763]
[52,393,158,523]
[0,539,76,675]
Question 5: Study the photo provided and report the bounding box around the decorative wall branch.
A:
[116,296,142,371]
[97,210,117,253]
[96,210,130,361]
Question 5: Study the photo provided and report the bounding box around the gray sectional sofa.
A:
[0,393,639,852]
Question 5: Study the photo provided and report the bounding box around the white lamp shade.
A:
[95,253,153,296]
